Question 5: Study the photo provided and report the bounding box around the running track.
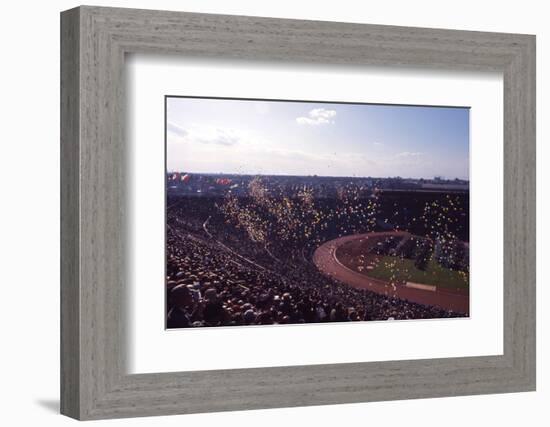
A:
[312,232,469,314]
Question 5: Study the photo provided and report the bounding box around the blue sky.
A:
[166,97,469,180]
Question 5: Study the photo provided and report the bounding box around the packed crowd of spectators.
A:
[166,196,465,328]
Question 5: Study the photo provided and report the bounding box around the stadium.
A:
[166,173,469,328]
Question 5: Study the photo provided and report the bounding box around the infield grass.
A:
[367,255,469,291]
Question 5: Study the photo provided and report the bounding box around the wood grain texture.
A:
[60,6,536,420]
[60,7,80,419]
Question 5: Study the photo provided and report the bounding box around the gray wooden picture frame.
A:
[60,5,536,421]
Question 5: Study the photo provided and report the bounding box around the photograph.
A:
[165,97,470,329]
[50,3,539,420]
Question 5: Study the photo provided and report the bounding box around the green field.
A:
[366,255,469,291]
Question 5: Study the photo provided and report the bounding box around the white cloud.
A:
[196,128,240,146]
[373,142,384,147]
[167,122,188,138]
[396,151,422,157]
[169,125,243,147]
[296,108,337,125]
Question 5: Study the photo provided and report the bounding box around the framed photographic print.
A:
[61,6,536,420]
[164,96,471,329]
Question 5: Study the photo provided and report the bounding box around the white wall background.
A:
[0,0,546,425]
